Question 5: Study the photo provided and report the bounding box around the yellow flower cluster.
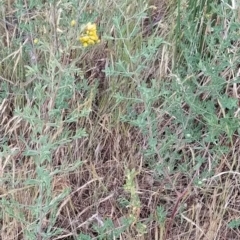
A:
[79,22,100,47]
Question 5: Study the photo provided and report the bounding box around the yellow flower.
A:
[71,20,76,27]
[79,35,89,43]
[87,39,95,45]
[33,38,39,44]
[90,34,99,41]
[88,30,96,36]
[85,22,96,31]
[79,22,100,47]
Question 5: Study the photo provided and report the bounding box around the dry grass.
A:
[1,0,240,239]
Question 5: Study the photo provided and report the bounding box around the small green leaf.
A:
[219,95,237,110]
[228,219,240,229]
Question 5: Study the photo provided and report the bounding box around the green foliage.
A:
[93,219,121,239]
[78,233,92,240]
[228,219,240,229]
[156,206,167,225]
[105,11,240,234]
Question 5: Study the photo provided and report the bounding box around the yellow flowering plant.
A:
[79,22,100,47]
[33,38,39,44]
[70,20,76,27]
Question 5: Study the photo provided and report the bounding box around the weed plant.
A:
[1,0,240,239]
